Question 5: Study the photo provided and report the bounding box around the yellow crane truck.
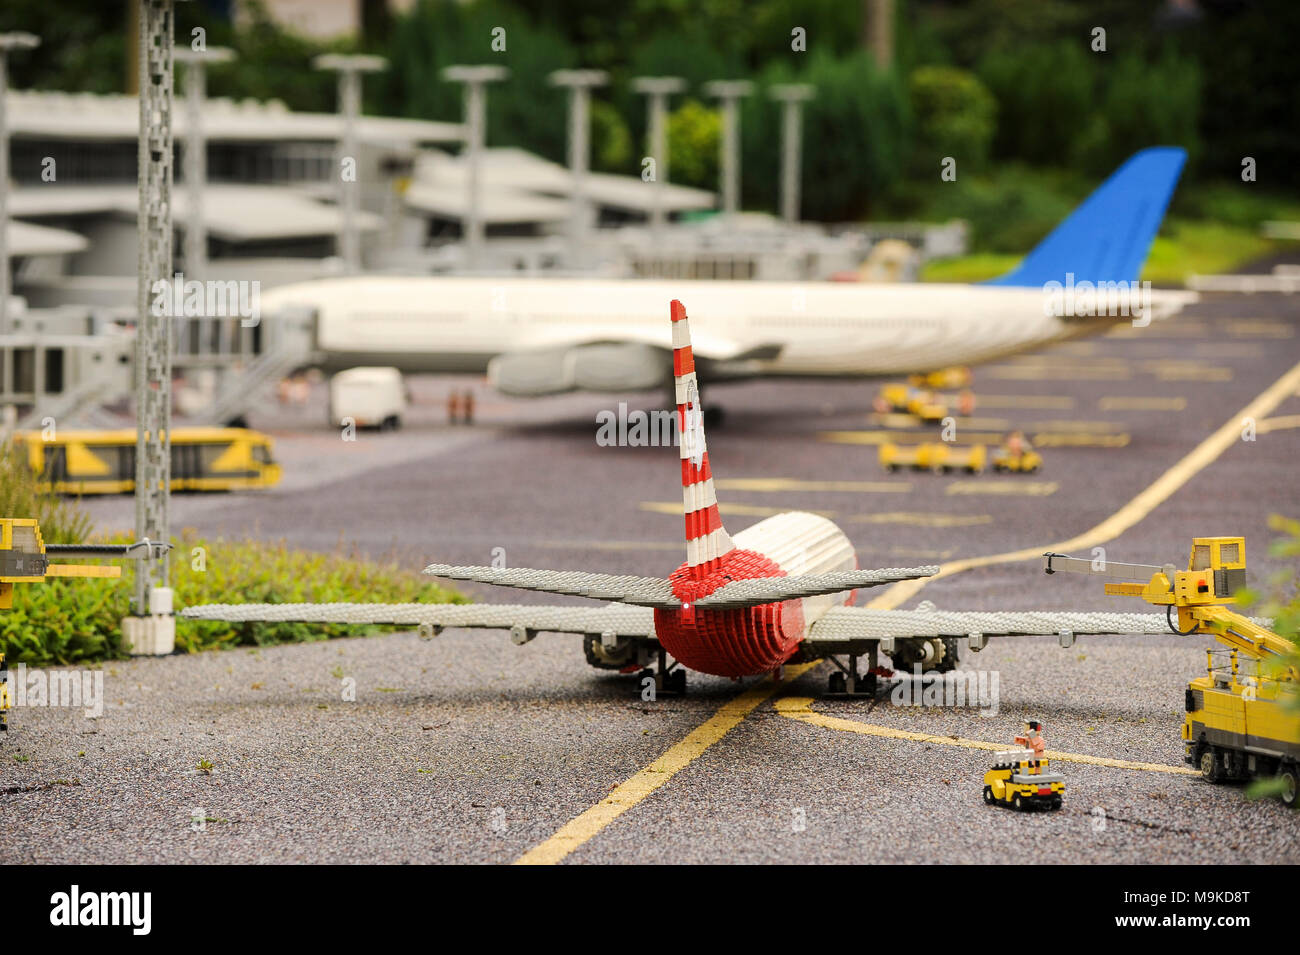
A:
[1044,537,1300,806]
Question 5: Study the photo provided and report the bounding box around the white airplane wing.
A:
[802,606,1178,655]
[420,563,937,609]
[180,601,656,638]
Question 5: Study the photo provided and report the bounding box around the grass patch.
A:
[1,443,462,666]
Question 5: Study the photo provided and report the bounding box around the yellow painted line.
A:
[985,366,1131,381]
[774,697,1197,776]
[973,395,1076,410]
[946,481,1058,497]
[866,356,1300,610]
[639,501,835,519]
[821,430,1005,446]
[850,512,992,527]
[1228,321,1293,339]
[1150,365,1233,382]
[513,665,818,865]
[1108,322,1208,338]
[1258,415,1300,434]
[714,477,911,494]
[1032,432,1130,447]
[1032,419,1127,432]
[1193,343,1262,358]
[1099,396,1187,412]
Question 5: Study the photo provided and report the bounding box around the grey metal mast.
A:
[0,32,40,339]
[133,0,175,619]
[313,53,387,273]
[769,83,814,224]
[703,80,753,219]
[441,65,508,270]
[632,76,685,237]
[549,69,607,268]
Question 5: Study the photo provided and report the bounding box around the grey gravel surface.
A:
[3,286,1298,863]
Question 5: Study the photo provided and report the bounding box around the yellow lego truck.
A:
[879,442,986,474]
[876,384,947,423]
[991,448,1042,473]
[1045,537,1300,807]
[982,750,1065,811]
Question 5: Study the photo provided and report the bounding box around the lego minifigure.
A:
[1015,719,1046,757]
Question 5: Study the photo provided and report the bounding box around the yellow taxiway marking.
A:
[1032,419,1127,432]
[986,365,1131,381]
[518,358,1300,864]
[640,501,835,519]
[973,395,1076,410]
[1258,415,1300,434]
[850,512,992,527]
[946,481,1058,497]
[774,698,1198,776]
[821,430,1007,446]
[866,356,1300,610]
[1099,396,1187,412]
[1228,321,1293,339]
[1032,432,1130,447]
[714,477,911,494]
[513,665,818,865]
[1107,321,1208,338]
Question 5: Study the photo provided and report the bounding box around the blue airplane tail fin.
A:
[985,146,1186,288]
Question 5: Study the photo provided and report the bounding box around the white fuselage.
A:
[260,276,1192,385]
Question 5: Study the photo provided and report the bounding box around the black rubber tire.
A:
[1050,796,1063,811]
[1200,747,1222,783]
[1279,763,1299,808]
[983,786,995,805]
[1013,794,1025,811]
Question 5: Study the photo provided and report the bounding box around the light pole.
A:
[130,0,174,646]
[313,53,387,273]
[632,76,685,237]
[703,80,753,220]
[769,83,814,224]
[550,69,607,268]
[174,46,233,286]
[442,65,508,270]
[0,32,39,338]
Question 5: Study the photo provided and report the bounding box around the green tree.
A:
[908,65,996,172]
[666,99,720,191]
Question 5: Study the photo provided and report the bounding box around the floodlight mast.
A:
[633,76,686,237]
[442,65,508,270]
[703,80,753,220]
[313,53,387,273]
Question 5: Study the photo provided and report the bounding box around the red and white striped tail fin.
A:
[672,299,735,578]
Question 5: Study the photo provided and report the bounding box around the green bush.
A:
[742,51,909,221]
[2,530,463,666]
[667,99,721,191]
[1,445,460,665]
[908,65,996,172]
[0,441,91,544]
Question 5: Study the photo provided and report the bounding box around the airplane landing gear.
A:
[638,649,686,697]
[824,650,884,698]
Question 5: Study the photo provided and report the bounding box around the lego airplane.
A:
[260,147,1195,404]
[185,300,1186,693]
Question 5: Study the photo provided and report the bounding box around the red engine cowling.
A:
[653,549,806,677]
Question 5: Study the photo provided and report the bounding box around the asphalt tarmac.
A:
[3,285,1299,863]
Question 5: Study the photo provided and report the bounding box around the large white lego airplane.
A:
[261,147,1195,401]
[185,299,1180,693]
